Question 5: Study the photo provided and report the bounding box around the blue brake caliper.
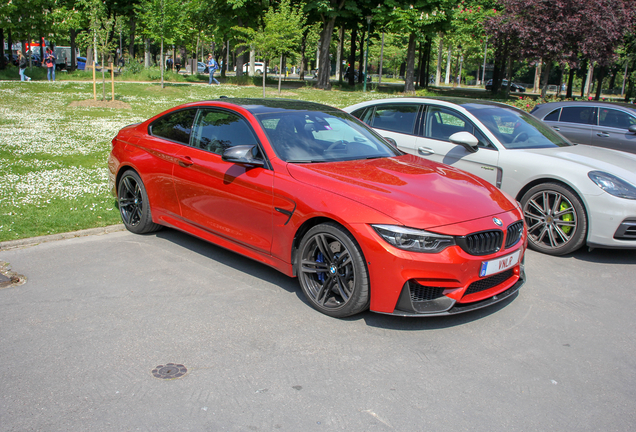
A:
[316,252,325,282]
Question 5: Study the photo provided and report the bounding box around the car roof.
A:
[191,98,342,115]
[533,100,636,112]
[352,96,516,111]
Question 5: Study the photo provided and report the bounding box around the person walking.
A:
[207,54,219,85]
[44,47,56,82]
[18,52,31,81]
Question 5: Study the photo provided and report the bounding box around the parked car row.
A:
[108,95,636,319]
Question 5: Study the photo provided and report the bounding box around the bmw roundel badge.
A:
[493,217,503,226]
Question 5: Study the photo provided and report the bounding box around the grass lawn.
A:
[0,80,448,242]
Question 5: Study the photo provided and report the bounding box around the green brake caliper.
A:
[560,201,573,234]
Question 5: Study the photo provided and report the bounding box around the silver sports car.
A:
[344,97,636,255]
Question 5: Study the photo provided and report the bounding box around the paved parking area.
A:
[1,229,635,431]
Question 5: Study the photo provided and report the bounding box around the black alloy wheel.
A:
[521,182,587,255]
[297,223,369,317]
[117,170,162,234]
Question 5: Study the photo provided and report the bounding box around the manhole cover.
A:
[152,363,187,379]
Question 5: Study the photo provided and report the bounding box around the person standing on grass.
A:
[18,52,31,81]
[44,47,56,82]
[207,54,219,85]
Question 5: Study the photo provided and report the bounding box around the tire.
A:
[520,182,587,255]
[117,170,162,234]
[297,223,369,317]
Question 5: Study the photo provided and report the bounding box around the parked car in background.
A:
[530,101,636,154]
[109,98,527,317]
[345,97,636,255]
[237,61,268,74]
[53,46,79,70]
[485,79,525,92]
[197,61,207,74]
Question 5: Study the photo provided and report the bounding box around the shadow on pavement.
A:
[153,227,518,330]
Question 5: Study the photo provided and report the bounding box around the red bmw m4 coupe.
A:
[108,99,527,317]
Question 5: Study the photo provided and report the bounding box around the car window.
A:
[257,110,399,163]
[190,109,259,155]
[424,107,474,141]
[351,107,372,124]
[150,109,197,144]
[598,108,636,129]
[466,105,572,149]
[370,104,419,135]
[543,108,560,121]
[559,106,597,125]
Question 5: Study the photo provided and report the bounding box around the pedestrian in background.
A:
[18,52,31,81]
[44,47,56,82]
[207,54,219,85]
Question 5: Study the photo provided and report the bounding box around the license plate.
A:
[479,250,521,277]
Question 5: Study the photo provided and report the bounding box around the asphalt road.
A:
[1,229,635,431]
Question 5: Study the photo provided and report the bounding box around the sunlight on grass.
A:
[0,80,437,242]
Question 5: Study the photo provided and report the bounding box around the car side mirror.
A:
[629,125,636,134]
[222,145,265,167]
[384,137,398,148]
[449,131,479,153]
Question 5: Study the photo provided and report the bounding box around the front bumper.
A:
[351,211,528,315]
[584,193,636,249]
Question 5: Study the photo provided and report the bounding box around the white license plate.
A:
[479,250,521,277]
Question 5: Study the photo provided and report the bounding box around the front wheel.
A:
[117,170,162,234]
[297,223,369,317]
[521,182,587,255]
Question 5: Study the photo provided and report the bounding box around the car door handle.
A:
[552,126,560,131]
[418,146,435,155]
[596,132,610,137]
[176,155,194,167]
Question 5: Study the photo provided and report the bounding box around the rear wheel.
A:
[297,223,369,317]
[117,170,162,234]
[521,183,587,255]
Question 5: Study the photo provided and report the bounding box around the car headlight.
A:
[588,171,636,200]
[372,224,455,253]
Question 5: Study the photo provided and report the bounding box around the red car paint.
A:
[109,99,527,316]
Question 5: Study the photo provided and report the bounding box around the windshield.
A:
[465,105,572,149]
[256,110,400,162]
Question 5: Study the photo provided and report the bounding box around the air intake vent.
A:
[505,221,524,249]
[465,269,514,296]
[457,230,503,256]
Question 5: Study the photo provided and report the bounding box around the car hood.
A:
[286,154,517,229]
[523,145,636,183]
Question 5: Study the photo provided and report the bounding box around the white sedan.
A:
[344,97,636,255]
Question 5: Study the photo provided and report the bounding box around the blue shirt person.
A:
[207,54,219,85]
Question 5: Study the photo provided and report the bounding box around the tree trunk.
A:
[357,28,364,84]
[101,52,106,100]
[444,45,452,85]
[378,31,384,85]
[262,59,267,97]
[250,49,256,76]
[129,14,136,59]
[278,54,283,94]
[316,16,336,89]
[424,37,432,89]
[435,33,443,86]
[144,39,150,68]
[235,17,245,77]
[348,26,356,86]
[299,32,306,80]
[584,62,594,98]
[69,29,77,71]
[566,68,575,98]
[336,26,344,82]
[404,33,417,94]
[416,41,423,87]
[160,37,164,89]
[594,66,605,100]
[0,29,5,69]
[540,61,552,98]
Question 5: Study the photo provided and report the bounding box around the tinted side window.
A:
[598,108,636,129]
[150,109,197,144]
[371,104,419,135]
[544,108,560,121]
[191,109,258,155]
[425,107,473,141]
[560,106,596,125]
